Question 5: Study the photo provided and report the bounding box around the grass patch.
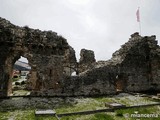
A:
[35,116,58,120]
[0,110,35,120]
[0,95,159,119]
[91,113,114,120]
[114,106,160,120]
[55,98,105,113]
[0,106,160,120]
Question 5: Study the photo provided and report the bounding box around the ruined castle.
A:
[0,17,160,97]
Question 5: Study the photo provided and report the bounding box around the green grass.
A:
[0,110,35,120]
[113,106,160,120]
[55,98,105,113]
[35,116,58,120]
[91,113,114,120]
[0,95,159,119]
[0,106,160,120]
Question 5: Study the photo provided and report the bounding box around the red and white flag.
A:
[136,8,140,22]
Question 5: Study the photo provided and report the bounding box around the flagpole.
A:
[139,20,141,35]
[139,7,142,35]
[136,7,141,35]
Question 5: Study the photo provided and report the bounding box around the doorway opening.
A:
[11,56,31,96]
[115,74,127,92]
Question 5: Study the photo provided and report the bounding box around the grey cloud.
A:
[0,0,160,62]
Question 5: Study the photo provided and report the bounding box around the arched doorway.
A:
[4,51,34,97]
[11,57,31,96]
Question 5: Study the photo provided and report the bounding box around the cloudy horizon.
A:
[1,0,160,63]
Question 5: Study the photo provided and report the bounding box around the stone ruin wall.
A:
[0,17,160,97]
[33,32,160,96]
[76,33,160,93]
[58,32,160,96]
[0,17,77,97]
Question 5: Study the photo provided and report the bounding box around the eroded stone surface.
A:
[0,17,76,97]
[1,17,160,97]
[78,49,96,73]
[81,32,160,92]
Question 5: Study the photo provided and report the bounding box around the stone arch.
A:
[1,42,36,96]
[0,17,77,97]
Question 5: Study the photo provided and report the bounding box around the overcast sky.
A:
[0,0,160,62]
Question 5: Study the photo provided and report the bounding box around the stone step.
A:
[35,109,60,120]
[105,102,126,108]
[35,109,56,116]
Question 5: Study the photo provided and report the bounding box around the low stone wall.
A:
[0,97,76,111]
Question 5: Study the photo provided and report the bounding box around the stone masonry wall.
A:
[78,49,96,73]
[0,17,76,97]
[80,32,160,93]
[1,16,160,97]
